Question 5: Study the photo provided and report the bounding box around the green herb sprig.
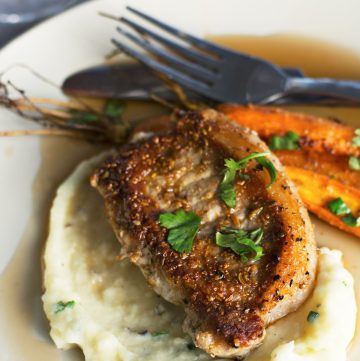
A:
[327,197,351,216]
[219,158,241,208]
[68,99,125,124]
[219,153,276,208]
[352,129,360,147]
[104,99,125,119]
[307,310,320,323]
[54,300,75,314]
[159,210,201,253]
[349,156,360,171]
[256,156,277,185]
[215,227,264,262]
[269,131,300,150]
[342,213,360,227]
[69,109,98,123]
[350,129,360,171]
[327,198,360,227]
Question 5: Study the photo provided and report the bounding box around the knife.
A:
[62,63,346,105]
[62,62,184,101]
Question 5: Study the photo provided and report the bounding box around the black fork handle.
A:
[285,77,360,103]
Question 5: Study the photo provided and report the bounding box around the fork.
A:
[111,7,360,105]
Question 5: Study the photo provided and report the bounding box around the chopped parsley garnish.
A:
[54,300,75,314]
[350,129,360,170]
[215,227,264,262]
[327,197,360,227]
[327,197,351,216]
[68,99,124,124]
[219,158,239,208]
[69,109,98,123]
[349,156,360,171]
[159,210,201,253]
[104,99,125,119]
[256,156,277,186]
[219,153,276,208]
[342,213,360,227]
[307,310,320,323]
[352,129,360,147]
[269,131,300,150]
[151,331,168,337]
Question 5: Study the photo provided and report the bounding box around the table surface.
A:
[0,0,88,49]
[0,23,35,49]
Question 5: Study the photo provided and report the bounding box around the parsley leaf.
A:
[352,129,360,147]
[159,210,201,253]
[256,156,277,187]
[342,213,360,227]
[54,300,75,314]
[68,99,124,125]
[327,198,360,227]
[307,310,319,323]
[104,99,125,119]
[219,159,240,208]
[219,153,276,208]
[327,197,351,216]
[349,156,360,171]
[69,109,98,123]
[215,227,264,262]
[269,131,300,150]
[236,151,271,165]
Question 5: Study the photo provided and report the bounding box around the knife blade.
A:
[62,62,182,101]
[62,63,349,105]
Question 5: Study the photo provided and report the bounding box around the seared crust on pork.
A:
[91,109,316,358]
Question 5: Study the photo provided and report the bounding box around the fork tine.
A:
[116,26,215,83]
[127,6,228,56]
[111,39,212,94]
[120,17,218,69]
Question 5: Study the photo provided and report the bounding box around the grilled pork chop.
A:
[91,109,317,358]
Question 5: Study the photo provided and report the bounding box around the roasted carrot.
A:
[285,166,360,237]
[219,105,360,236]
[275,150,360,189]
[219,104,360,157]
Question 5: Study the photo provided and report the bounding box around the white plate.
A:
[0,0,359,360]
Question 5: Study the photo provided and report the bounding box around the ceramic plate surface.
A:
[0,0,359,360]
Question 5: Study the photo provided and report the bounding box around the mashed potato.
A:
[42,154,356,361]
[268,248,356,361]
